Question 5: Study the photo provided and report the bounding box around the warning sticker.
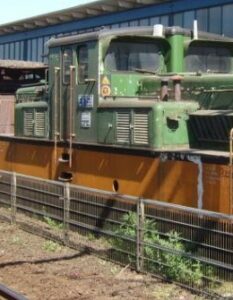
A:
[101,76,110,85]
[101,85,111,97]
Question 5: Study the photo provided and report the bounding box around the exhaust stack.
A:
[193,20,198,40]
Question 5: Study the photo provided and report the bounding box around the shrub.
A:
[111,212,213,287]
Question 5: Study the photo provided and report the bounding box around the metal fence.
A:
[0,170,232,298]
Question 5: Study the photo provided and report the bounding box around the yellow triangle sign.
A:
[102,76,110,85]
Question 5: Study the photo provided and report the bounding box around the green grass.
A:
[43,216,64,230]
[42,240,62,252]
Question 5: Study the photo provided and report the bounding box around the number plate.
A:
[81,112,91,128]
[78,95,94,108]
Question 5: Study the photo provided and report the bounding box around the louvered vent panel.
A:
[35,110,46,137]
[116,111,130,143]
[24,110,34,136]
[189,113,233,143]
[133,112,149,145]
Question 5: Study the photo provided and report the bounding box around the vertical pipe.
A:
[167,34,184,73]
[63,182,70,245]
[160,78,169,101]
[11,172,17,224]
[136,198,145,272]
[54,67,60,165]
[229,129,233,214]
[69,66,76,168]
[193,20,198,40]
[172,75,182,101]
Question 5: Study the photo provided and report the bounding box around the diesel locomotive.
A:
[1,25,233,213]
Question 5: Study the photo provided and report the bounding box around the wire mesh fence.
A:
[0,170,232,298]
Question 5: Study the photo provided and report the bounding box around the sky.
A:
[0,0,96,25]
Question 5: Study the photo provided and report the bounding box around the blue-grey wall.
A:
[0,0,232,62]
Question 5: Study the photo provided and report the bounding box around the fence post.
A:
[63,183,70,245]
[10,172,17,224]
[136,198,145,272]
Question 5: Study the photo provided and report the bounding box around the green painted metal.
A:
[151,102,199,149]
[16,84,47,103]
[15,101,48,137]
[13,26,233,150]
[167,34,184,73]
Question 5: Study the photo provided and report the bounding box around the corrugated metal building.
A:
[0,0,232,63]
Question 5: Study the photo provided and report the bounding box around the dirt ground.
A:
[0,220,205,300]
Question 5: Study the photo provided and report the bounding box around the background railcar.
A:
[0,60,47,135]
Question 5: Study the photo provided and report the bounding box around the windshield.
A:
[104,40,161,72]
[185,45,232,73]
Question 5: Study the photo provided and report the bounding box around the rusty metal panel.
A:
[0,95,15,135]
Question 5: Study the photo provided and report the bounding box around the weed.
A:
[43,216,63,230]
[87,233,95,241]
[110,266,119,275]
[111,212,215,287]
[11,236,22,245]
[42,240,61,252]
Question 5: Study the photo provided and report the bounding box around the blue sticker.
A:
[78,95,94,108]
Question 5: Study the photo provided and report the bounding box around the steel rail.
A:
[0,283,28,300]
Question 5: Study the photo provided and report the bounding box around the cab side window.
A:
[78,45,88,83]
[62,48,73,84]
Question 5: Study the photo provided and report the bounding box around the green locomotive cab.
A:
[46,26,199,150]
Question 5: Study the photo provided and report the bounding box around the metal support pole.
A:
[11,172,17,224]
[63,183,70,245]
[229,128,233,215]
[136,198,145,272]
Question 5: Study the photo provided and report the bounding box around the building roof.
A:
[0,0,169,36]
[0,59,47,69]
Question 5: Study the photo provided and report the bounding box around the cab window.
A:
[62,48,73,84]
[185,45,231,73]
[78,45,88,83]
[104,40,161,73]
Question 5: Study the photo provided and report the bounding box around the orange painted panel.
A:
[203,164,230,214]
[72,150,198,207]
[0,139,230,214]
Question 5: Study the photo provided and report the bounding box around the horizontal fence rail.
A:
[0,170,232,298]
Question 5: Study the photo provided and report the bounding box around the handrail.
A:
[229,128,233,215]
[54,67,60,165]
[69,66,76,168]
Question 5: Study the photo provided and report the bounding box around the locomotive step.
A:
[58,171,73,182]
[58,153,70,163]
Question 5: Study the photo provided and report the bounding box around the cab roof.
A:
[47,25,233,48]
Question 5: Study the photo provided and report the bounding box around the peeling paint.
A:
[160,153,168,162]
[180,154,185,160]
[188,155,203,209]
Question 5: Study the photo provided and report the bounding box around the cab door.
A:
[53,42,97,167]
[60,47,76,142]
[76,43,97,143]
[53,47,76,167]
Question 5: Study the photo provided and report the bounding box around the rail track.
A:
[0,283,28,300]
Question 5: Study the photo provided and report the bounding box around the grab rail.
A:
[54,67,61,165]
[69,66,76,168]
